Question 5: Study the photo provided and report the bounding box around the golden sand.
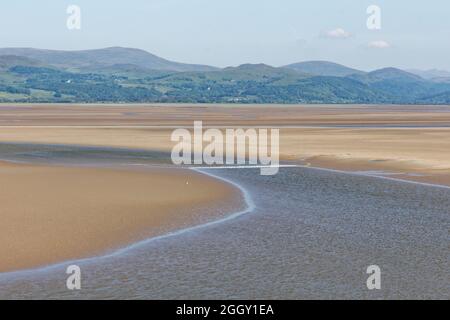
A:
[0,104,449,185]
[1,104,450,272]
[0,161,238,273]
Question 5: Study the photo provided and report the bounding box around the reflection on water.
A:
[0,144,449,299]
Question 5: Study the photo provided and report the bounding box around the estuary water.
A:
[0,144,448,299]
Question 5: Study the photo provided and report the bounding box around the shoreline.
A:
[296,155,450,187]
[1,104,449,276]
[2,161,449,281]
[302,165,450,190]
[2,137,448,188]
[0,167,254,279]
[0,160,243,274]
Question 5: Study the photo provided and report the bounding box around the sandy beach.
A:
[0,104,448,299]
[1,104,450,271]
[0,104,449,186]
[2,0,449,302]
[0,160,238,273]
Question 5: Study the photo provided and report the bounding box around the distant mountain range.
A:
[283,61,365,77]
[0,47,217,72]
[0,47,449,104]
[406,68,450,83]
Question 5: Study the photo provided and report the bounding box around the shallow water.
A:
[0,144,449,299]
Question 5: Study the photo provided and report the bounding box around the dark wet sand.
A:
[0,148,240,273]
[0,104,449,299]
[0,166,448,299]
[1,104,449,186]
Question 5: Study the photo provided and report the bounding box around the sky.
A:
[0,0,449,71]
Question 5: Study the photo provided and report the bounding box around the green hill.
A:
[0,47,217,72]
[1,47,450,104]
[284,61,365,77]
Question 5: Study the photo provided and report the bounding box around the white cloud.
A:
[368,40,390,49]
[321,28,351,39]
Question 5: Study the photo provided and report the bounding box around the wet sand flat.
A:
[0,103,450,127]
[2,166,448,299]
[0,104,449,185]
[0,104,448,299]
[0,161,238,273]
[280,127,450,185]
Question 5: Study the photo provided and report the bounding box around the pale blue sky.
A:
[0,0,449,70]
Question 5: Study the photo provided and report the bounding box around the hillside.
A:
[284,61,365,77]
[1,47,450,104]
[0,47,217,72]
[0,55,45,70]
[407,68,450,81]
